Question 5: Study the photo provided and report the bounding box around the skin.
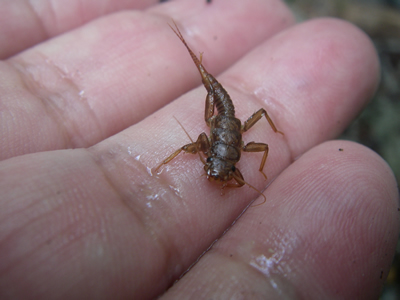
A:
[0,0,398,299]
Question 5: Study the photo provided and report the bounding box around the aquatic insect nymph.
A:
[155,21,283,200]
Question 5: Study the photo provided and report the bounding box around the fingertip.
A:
[265,140,399,298]
[185,140,399,299]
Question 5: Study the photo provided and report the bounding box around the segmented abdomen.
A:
[210,115,242,164]
[207,74,236,117]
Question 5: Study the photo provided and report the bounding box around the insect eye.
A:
[231,166,236,172]
[206,157,212,163]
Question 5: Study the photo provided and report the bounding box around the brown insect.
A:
[155,21,283,200]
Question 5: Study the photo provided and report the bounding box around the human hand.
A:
[1,1,398,299]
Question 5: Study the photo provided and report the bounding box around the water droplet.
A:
[147,167,153,176]
[169,185,181,197]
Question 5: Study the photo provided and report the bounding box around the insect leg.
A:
[230,168,267,205]
[242,142,269,180]
[242,108,283,135]
[154,132,210,172]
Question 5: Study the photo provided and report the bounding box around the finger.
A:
[160,140,399,299]
[0,0,156,59]
[1,0,294,160]
[224,17,380,158]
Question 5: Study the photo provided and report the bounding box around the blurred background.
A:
[285,0,400,298]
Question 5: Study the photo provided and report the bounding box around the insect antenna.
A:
[244,180,267,207]
[232,171,266,206]
[173,116,206,165]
